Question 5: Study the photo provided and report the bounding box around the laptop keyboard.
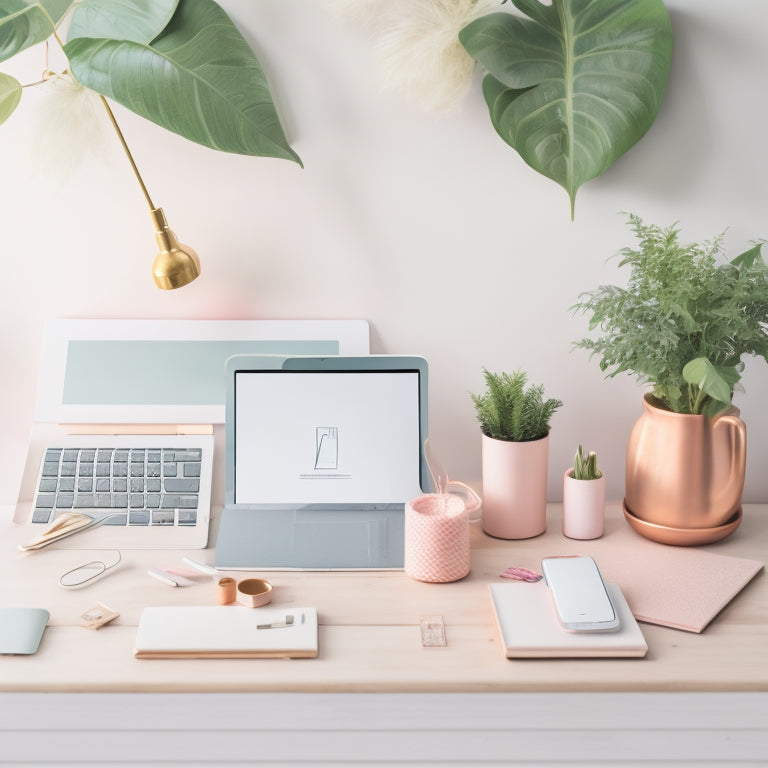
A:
[32,447,203,527]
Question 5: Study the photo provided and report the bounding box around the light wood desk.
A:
[1,502,766,766]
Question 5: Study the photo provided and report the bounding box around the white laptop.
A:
[215,354,430,570]
[13,319,369,550]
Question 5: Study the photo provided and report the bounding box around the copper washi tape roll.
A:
[216,577,237,605]
[236,578,273,608]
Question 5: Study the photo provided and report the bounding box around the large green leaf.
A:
[460,0,672,217]
[0,0,73,63]
[730,242,767,271]
[64,0,301,164]
[67,0,179,45]
[0,71,22,124]
[682,357,732,415]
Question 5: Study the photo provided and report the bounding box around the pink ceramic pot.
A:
[481,433,549,539]
[562,469,605,540]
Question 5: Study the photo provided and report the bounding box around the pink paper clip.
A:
[500,566,542,583]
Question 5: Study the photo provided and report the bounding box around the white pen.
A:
[181,557,218,575]
[148,569,178,587]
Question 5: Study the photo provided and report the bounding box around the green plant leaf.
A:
[64,0,302,164]
[460,0,672,217]
[682,357,732,412]
[701,399,729,420]
[0,0,73,64]
[481,73,530,138]
[67,0,179,45]
[730,242,767,270]
[0,71,22,124]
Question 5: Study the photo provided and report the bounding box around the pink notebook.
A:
[595,533,764,633]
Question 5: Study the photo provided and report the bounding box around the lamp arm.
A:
[49,28,155,211]
[98,96,156,211]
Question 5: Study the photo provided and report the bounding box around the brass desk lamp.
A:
[100,96,200,290]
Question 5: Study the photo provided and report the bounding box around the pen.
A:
[181,557,218,575]
[148,569,178,587]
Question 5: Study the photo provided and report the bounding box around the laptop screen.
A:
[234,369,422,505]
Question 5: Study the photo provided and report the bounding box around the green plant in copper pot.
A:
[572,214,767,544]
[573,214,768,419]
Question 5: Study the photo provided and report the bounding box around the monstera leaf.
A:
[460,0,672,217]
[65,0,301,164]
[0,0,72,63]
[67,0,179,45]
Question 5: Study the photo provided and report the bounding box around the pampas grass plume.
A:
[27,72,111,185]
[329,0,497,111]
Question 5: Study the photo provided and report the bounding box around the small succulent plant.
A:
[572,445,602,481]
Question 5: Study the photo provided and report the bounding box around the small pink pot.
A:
[562,469,605,540]
[481,433,549,540]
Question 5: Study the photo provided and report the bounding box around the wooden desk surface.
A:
[1,503,766,694]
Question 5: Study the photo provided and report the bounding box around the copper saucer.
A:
[622,501,742,546]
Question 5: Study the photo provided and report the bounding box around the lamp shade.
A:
[150,207,200,290]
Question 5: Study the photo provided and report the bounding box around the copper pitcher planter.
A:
[624,394,746,544]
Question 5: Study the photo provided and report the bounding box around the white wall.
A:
[1,0,766,507]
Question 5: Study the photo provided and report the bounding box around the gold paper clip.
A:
[257,615,296,630]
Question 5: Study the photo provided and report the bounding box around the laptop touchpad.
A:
[215,508,404,569]
[291,511,396,569]
[291,519,371,569]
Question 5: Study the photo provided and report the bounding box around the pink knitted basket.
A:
[404,493,470,583]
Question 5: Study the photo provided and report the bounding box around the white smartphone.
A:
[541,556,620,632]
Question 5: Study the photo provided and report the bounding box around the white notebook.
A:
[134,606,318,659]
[488,582,647,658]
